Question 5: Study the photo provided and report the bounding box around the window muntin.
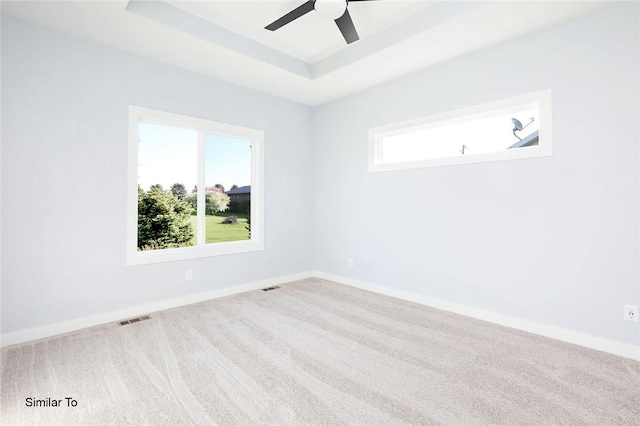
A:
[127,106,264,265]
[369,90,551,171]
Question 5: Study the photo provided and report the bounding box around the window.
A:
[127,106,264,265]
[369,90,552,172]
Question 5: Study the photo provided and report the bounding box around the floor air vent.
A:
[118,315,152,326]
[262,286,280,292]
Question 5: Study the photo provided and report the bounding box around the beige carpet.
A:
[1,278,639,425]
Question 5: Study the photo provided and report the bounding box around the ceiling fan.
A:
[265,0,378,45]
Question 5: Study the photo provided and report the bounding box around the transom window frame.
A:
[127,106,264,266]
[368,90,552,172]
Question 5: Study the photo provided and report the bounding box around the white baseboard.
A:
[312,271,640,362]
[4,270,639,362]
[0,271,314,348]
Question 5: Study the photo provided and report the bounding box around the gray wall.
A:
[312,4,640,346]
[2,4,639,348]
[0,17,314,333]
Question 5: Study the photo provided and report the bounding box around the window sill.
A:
[126,239,264,266]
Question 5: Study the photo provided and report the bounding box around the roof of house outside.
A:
[226,185,251,195]
[508,130,539,149]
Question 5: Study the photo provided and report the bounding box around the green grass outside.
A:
[189,213,249,245]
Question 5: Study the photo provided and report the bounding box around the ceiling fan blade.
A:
[335,9,359,44]
[265,1,315,31]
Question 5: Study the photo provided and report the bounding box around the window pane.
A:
[381,108,540,164]
[137,122,198,251]
[204,133,252,244]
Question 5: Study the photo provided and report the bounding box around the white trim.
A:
[0,271,314,348]
[196,130,206,246]
[127,105,265,265]
[369,90,552,172]
[312,271,640,362]
[128,240,265,265]
[4,270,638,362]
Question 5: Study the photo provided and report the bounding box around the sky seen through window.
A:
[138,121,252,192]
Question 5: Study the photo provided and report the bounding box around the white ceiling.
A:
[169,0,437,63]
[1,0,611,106]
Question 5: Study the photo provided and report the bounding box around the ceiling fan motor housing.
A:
[314,0,348,20]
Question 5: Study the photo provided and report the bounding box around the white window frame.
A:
[369,90,552,172]
[127,106,264,266]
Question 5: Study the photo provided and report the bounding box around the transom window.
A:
[369,90,552,171]
[127,106,264,265]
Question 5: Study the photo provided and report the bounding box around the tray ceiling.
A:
[1,0,610,105]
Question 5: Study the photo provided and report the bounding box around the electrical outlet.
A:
[624,305,638,322]
[347,258,354,268]
[186,270,193,281]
